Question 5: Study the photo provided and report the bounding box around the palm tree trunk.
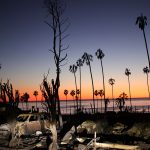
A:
[66,95,67,113]
[73,72,78,111]
[100,60,105,99]
[101,97,103,113]
[89,63,95,113]
[97,97,98,111]
[143,29,150,69]
[100,60,106,111]
[79,66,82,109]
[36,97,37,110]
[146,73,150,99]
[112,85,114,111]
[128,76,132,107]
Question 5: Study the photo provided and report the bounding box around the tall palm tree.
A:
[143,66,150,98]
[82,52,95,113]
[136,14,150,69]
[95,49,106,103]
[33,90,38,110]
[64,89,68,113]
[99,89,104,113]
[125,68,132,108]
[69,64,78,110]
[76,58,84,109]
[109,78,115,111]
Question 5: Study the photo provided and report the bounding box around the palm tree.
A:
[64,89,68,113]
[76,58,84,109]
[125,68,132,108]
[70,90,75,110]
[82,52,95,113]
[136,14,150,69]
[95,49,106,104]
[76,89,80,100]
[33,90,38,110]
[104,98,110,112]
[94,90,99,111]
[116,92,128,112]
[23,92,30,110]
[20,95,24,110]
[109,78,115,111]
[143,66,150,98]
[69,64,78,110]
[15,90,20,108]
[99,89,104,113]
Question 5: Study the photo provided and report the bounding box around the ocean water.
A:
[18,98,150,114]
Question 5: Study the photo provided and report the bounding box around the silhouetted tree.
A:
[3,80,14,106]
[15,90,20,108]
[82,52,95,113]
[96,49,106,99]
[0,80,6,103]
[20,95,24,110]
[69,64,78,110]
[23,92,30,110]
[143,66,150,98]
[41,77,57,119]
[64,89,68,113]
[94,90,99,111]
[44,0,69,132]
[104,98,110,112]
[76,89,80,102]
[33,90,38,110]
[109,78,115,111]
[136,14,150,69]
[99,89,104,113]
[70,90,75,108]
[125,68,132,108]
[116,92,128,112]
[76,58,84,109]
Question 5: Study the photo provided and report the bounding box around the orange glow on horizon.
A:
[19,75,149,101]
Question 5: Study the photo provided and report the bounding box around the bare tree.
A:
[42,1,69,148]
[44,0,69,124]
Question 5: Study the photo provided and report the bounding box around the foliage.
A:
[0,80,20,107]
[116,92,128,111]
[40,76,56,121]
[136,13,147,30]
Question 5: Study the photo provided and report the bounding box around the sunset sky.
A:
[0,0,150,101]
